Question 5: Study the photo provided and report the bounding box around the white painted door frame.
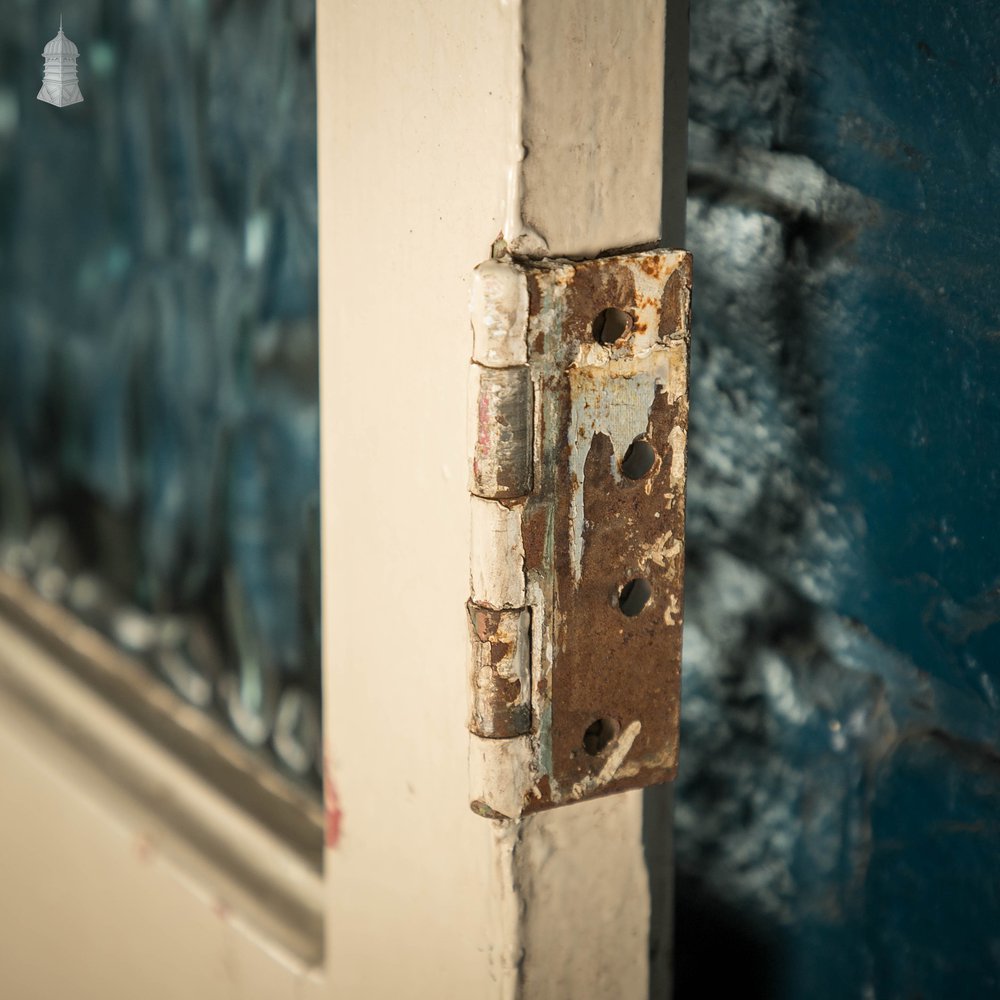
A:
[320,2,688,997]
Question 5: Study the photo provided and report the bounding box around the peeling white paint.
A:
[566,720,641,801]
[471,260,529,368]
[567,357,671,584]
[561,251,690,584]
[640,529,683,572]
[662,593,682,627]
[471,497,526,608]
[614,739,678,783]
[469,731,537,820]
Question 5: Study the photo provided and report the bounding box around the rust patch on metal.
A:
[470,799,510,820]
[467,602,532,738]
[546,415,684,794]
[658,264,692,343]
[562,262,640,341]
[524,250,690,812]
[519,502,549,575]
[470,367,533,499]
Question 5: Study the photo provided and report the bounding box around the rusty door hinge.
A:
[466,248,692,818]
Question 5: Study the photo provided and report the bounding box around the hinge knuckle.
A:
[467,603,532,739]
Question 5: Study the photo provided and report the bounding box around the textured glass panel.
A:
[0,0,320,788]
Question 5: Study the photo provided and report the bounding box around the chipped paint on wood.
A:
[468,249,692,817]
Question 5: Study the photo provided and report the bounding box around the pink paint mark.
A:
[134,833,154,863]
[323,754,343,849]
[478,389,493,448]
[473,385,493,483]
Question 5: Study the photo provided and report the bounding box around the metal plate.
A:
[468,249,691,816]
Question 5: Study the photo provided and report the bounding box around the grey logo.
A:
[38,16,84,108]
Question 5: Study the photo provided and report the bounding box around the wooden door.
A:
[0,3,688,998]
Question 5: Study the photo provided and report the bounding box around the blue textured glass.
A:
[0,1,320,785]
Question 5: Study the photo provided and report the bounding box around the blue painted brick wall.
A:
[676,2,1000,996]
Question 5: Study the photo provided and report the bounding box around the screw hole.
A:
[621,437,656,480]
[592,307,632,345]
[618,578,652,617]
[583,718,619,756]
